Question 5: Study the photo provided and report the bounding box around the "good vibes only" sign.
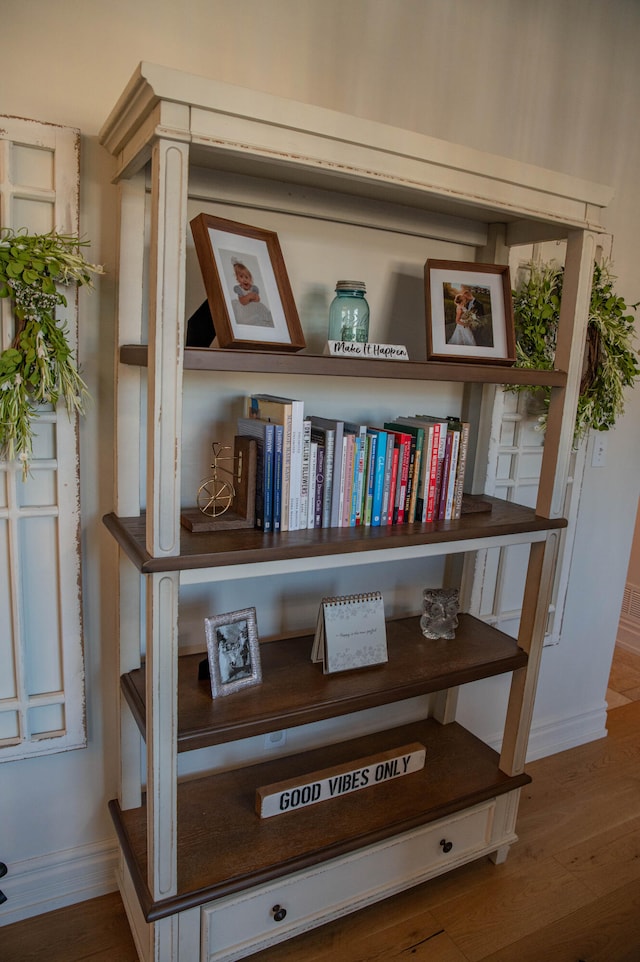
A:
[255,743,426,819]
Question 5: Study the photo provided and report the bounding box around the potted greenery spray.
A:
[508,260,639,441]
[0,228,103,476]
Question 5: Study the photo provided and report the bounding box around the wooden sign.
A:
[256,743,426,819]
[325,340,409,360]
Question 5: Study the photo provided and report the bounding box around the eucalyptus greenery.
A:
[0,229,103,476]
[508,260,640,441]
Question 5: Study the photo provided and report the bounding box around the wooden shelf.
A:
[103,496,567,574]
[121,613,527,752]
[120,343,567,388]
[109,717,531,921]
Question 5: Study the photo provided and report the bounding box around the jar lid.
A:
[335,280,366,292]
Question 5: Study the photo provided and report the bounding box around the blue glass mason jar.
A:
[328,280,370,342]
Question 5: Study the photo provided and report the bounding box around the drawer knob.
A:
[439,838,453,854]
[271,904,287,923]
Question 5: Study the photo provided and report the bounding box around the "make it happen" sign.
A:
[255,743,426,819]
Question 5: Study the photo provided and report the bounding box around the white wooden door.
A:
[469,386,587,645]
[0,116,86,760]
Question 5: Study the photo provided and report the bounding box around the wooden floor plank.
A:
[0,892,138,962]
[608,646,640,699]
[478,879,640,962]
[554,814,640,897]
[425,857,594,961]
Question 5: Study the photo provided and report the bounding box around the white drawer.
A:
[202,800,496,962]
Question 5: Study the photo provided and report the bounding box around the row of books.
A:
[238,394,470,533]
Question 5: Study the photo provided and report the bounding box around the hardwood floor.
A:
[3,645,639,962]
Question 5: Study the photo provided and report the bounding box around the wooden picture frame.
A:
[204,607,262,698]
[425,260,516,364]
[189,214,305,351]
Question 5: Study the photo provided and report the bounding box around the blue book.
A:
[344,421,368,525]
[363,431,377,526]
[368,428,388,526]
[272,424,284,533]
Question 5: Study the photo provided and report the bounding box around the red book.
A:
[384,429,412,524]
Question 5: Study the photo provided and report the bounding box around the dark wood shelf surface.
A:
[121,613,527,752]
[103,496,567,574]
[121,343,567,388]
[109,718,531,921]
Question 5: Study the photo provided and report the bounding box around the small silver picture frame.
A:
[204,607,262,698]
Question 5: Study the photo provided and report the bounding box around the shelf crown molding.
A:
[99,62,612,233]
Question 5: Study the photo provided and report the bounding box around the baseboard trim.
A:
[0,839,118,927]
[525,705,608,761]
[617,618,640,655]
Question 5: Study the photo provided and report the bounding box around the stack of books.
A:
[237,395,470,533]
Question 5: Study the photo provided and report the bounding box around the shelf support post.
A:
[538,229,598,519]
[502,228,597,775]
[146,570,179,902]
[146,136,190,558]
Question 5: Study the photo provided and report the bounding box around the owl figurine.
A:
[420,588,460,640]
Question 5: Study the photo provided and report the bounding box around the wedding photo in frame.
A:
[425,260,516,364]
[189,213,305,351]
[204,607,262,699]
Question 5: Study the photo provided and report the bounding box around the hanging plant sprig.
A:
[0,228,104,477]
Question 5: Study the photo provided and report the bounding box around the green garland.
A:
[509,260,640,441]
[0,229,103,476]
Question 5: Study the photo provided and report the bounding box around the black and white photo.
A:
[204,607,262,698]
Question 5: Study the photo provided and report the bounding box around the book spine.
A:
[262,424,274,533]
[419,425,433,523]
[349,436,361,527]
[341,435,356,527]
[280,409,293,532]
[338,435,350,527]
[363,432,377,526]
[320,433,334,528]
[425,423,440,523]
[380,433,395,526]
[407,434,423,522]
[452,421,470,519]
[403,435,417,521]
[387,440,400,525]
[299,418,312,529]
[314,443,325,527]
[330,423,345,527]
[444,427,460,520]
[288,401,305,531]
[273,425,284,532]
[396,440,411,524]
[370,431,387,526]
[307,440,318,528]
[437,430,453,520]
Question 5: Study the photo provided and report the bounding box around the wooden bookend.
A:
[181,436,257,531]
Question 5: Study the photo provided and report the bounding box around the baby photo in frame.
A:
[425,260,516,364]
[189,213,305,352]
[204,607,262,698]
